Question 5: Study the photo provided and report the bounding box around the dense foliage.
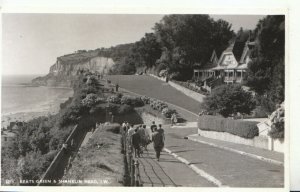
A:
[198,115,259,139]
[247,15,285,111]
[268,102,285,138]
[1,73,104,185]
[202,84,256,117]
[109,15,234,79]
[154,15,234,80]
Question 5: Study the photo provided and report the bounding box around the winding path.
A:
[108,75,284,187]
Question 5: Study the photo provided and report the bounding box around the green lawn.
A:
[108,75,203,115]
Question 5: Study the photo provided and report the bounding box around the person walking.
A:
[139,124,150,151]
[150,121,157,132]
[127,124,135,151]
[158,124,165,142]
[115,83,119,92]
[152,127,164,161]
[132,128,141,158]
[145,124,153,143]
[171,113,177,126]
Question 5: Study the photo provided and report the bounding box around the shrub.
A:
[60,97,73,110]
[116,93,123,98]
[107,95,121,104]
[202,84,256,117]
[58,104,82,127]
[89,103,106,114]
[81,86,98,95]
[81,93,104,108]
[159,69,167,77]
[161,107,176,118]
[149,99,167,111]
[198,115,259,139]
[121,95,144,107]
[117,104,134,115]
[268,102,284,138]
[171,80,208,95]
[140,96,150,104]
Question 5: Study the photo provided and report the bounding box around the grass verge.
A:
[61,124,122,186]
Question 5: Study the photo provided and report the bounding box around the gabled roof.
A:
[232,41,247,62]
[194,62,217,70]
[210,50,218,62]
[236,63,248,69]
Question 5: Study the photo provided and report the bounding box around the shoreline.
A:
[1,91,73,129]
[1,109,58,129]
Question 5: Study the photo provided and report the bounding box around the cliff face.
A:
[50,56,115,76]
[32,53,115,87]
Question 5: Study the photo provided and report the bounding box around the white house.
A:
[193,34,255,86]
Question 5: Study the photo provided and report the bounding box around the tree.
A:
[202,84,256,117]
[133,33,162,69]
[154,15,234,80]
[247,15,285,111]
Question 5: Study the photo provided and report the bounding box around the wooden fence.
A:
[121,127,142,186]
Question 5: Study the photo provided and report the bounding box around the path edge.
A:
[188,134,284,166]
[163,148,227,187]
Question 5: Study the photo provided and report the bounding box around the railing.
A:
[121,128,142,186]
[224,77,244,83]
[38,124,87,186]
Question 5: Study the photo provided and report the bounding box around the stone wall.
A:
[269,137,285,153]
[149,74,205,103]
[197,128,284,153]
[168,81,205,103]
[198,129,269,150]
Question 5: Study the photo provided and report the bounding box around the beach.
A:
[2,109,58,129]
[1,75,74,129]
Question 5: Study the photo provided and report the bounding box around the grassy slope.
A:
[58,51,99,65]
[61,124,122,186]
[58,43,134,66]
[108,75,203,114]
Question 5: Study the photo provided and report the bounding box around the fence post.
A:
[122,154,130,186]
[131,159,135,186]
[128,151,132,175]
[124,132,127,153]
[122,132,130,186]
[134,160,141,186]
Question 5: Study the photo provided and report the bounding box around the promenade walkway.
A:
[109,75,284,187]
[137,147,214,187]
[163,126,284,187]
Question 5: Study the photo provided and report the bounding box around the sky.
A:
[2,14,265,75]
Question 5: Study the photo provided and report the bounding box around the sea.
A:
[1,75,74,127]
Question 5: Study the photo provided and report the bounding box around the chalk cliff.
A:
[32,51,115,87]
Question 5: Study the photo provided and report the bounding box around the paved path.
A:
[164,126,284,187]
[108,75,284,187]
[188,134,284,164]
[137,145,215,187]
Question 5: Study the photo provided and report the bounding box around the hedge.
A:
[198,115,259,139]
[120,95,144,107]
[171,80,209,95]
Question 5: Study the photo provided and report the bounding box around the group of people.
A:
[122,121,165,161]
